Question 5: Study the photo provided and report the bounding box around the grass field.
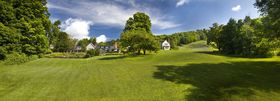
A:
[0,41,280,101]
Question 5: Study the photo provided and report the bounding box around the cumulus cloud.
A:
[151,18,181,29]
[48,1,180,30]
[176,0,189,7]
[61,18,93,40]
[115,0,137,7]
[96,35,107,43]
[232,5,241,12]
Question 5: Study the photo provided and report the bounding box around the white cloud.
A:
[232,5,241,12]
[115,0,137,7]
[151,18,181,29]
[48,1,180,30]
[61,18,93,40]
[96,35,107,43]
[176,0,189,7]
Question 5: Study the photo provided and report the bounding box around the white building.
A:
[162,40,171,50]
[75,46,82,51]
[86,43,96,50]
[50,45,54,50]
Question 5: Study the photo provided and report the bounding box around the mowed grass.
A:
[0,41,280,101]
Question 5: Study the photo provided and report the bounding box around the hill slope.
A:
[0,41,280,101]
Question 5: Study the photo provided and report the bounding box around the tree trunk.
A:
[144,50,146,55]
[138,50,141,55]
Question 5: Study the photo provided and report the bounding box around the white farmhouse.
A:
[86,43,96,50]
[162,40,171,50]
[75,46,82,51]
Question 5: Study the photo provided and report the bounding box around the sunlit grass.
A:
[0,41,279,101]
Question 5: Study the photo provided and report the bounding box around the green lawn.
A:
[0,41,280,101]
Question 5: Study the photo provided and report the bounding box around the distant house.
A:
[113,42,119,52]
[75,46,82,51]
[162,40,171,50]
[86,43,96,50]
[99,46,114,52]
[50,45,54,50]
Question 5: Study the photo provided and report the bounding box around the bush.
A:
[4,52,38,65]
[85,49,100,58]
[172,46,179,50]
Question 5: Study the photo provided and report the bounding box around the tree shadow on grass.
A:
[98,54,154,60]
[195,51,270,58]
[153,61,280,101]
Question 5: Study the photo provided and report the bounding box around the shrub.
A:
[29,55,39,61]
[85,49,100,58]
[172,46,179,50]
[4,52,38,65]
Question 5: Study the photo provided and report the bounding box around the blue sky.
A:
[47,0,260,42]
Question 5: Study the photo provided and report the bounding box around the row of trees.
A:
[48,20,76,52]
[207,16,279,56]
[47,20,98,53]
[205,0,280,57]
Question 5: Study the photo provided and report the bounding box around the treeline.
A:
[49,20,77,52]
[48,20,118,53]
[156,30,207,49]
[207,17,270,56]
[48,20,96,53]
[207,18,280,56]
[0,0,98,63]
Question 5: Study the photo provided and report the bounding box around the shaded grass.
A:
[154,61,280,101]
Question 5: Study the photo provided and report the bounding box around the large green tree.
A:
[121,29,158,55]
[255,0,280,38]
[0,23,21,59]
[121,12,158,55]
[0,0,51,59]
[124,12,152,33]
[206,23,223,49]
[219,18,239,54]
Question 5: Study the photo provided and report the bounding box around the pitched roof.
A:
[162,40,170,47]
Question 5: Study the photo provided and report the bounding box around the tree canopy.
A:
[206,16,277,57]
[120,12,158,55]
[255,0,280,38]
[123,12,152,33]
[0,0,51,59]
